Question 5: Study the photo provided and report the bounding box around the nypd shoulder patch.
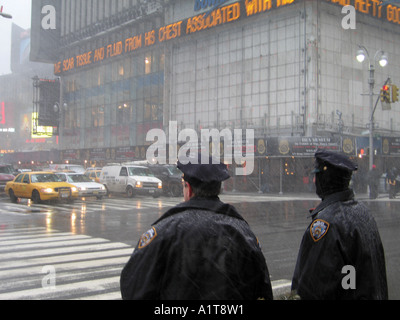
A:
[138,227,158,249]
[310,219,330,242]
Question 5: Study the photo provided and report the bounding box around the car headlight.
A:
[158,182,162,189]
[135,181,142,188]
[41,188,53,194]
[100,185,106,190]
[79,187,87,191]
[71,187,78,192]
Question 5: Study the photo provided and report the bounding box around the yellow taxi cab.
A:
[5,171,79,203]
[84,169,102,183]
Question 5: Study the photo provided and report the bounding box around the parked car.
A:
[55,172,107,199]
[0,164,16,191]
[100,164,162,198]
[147,164,183,197]
[5,172,79,203]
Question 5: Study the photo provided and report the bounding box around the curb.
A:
[271,279,292,299]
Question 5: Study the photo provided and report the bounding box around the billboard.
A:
[33,78,60,127]
[10,24,31,73]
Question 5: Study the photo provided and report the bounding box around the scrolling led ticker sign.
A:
[54,0,296,75]
[54,0,400,75]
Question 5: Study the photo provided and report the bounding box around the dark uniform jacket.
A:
[120,197,273,300]
[292,190,388,300]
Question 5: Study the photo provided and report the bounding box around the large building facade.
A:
[28,0,400,192]
[0,24,55,164]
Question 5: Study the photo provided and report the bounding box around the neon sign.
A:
[0,102,5,125]
[32,112,53,139]
[325,0,400,25]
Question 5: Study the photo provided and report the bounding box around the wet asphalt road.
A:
[0,192,399,299]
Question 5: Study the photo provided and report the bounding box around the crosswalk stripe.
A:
[0,248,133,272]
[0,234,96,247]
[0,237,115,252]
[0,275,121,300]
[0,197,182,217]
[1,241,129,260]
[0,232,91,242]
[0,227,133,300]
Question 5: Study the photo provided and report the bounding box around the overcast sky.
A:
[0,0,32,75]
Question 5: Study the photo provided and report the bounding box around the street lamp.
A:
[356,45,388,170]
[0,6,12,19]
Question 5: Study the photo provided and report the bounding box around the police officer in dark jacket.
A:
[120,155,273,300]
[292,149,388,300]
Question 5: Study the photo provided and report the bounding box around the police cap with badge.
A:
[314,149,358,173]
[177,154,230,187]
[313,149,358,199]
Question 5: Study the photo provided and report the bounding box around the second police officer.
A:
[292,149,388,300]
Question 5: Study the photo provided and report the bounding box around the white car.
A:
[55,172,107,199]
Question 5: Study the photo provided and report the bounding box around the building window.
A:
[92,106,105,127]
[116,103,131,124]
[144,103,161,121]
[145,53,152,74]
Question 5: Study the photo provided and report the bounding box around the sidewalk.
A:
[221,191,393,202]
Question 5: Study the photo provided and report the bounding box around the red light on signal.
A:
[383,85,389,91]
[0,102,5,125]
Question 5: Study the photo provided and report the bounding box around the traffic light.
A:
[381,85,391,103]
[391,84,399,103]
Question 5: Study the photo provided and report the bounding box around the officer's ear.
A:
[183,181,194,200]
[187,182,194,198]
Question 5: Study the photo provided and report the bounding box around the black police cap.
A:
[177,154,230,187]
[315,149,358,172]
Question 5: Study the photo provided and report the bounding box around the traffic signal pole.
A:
[368,65,375,171]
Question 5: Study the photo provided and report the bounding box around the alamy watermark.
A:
[41,5,57,30]
[42,265,56,290]
[146,121,255,176]
[342,5,357,30]
[342,265,356,290]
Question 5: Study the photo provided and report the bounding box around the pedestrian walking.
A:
[292,149,388,300]
[120,154,273,300]
[367,165,380,199]
[387,167,398,199]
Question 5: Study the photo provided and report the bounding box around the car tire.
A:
[9,189,18,203]
[32,190,42,204]
[104,185,110,196]
[126,186,134,198]
[170,183,182,197]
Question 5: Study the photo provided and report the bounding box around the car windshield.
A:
[31,174,62,183]
[128,167,154,177]
[166,166,181,176]
[68,174,93,183]
[68,166,85,173]
[0,166,13,174]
